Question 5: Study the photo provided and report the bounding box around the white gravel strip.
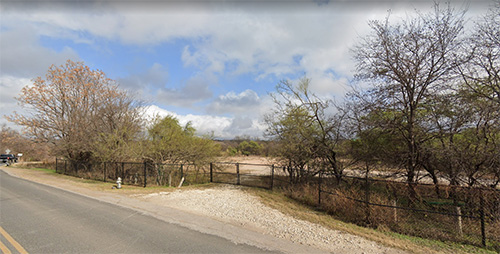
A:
[136,185,405,254]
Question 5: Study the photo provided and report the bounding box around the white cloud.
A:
[0,76,32,130]
[2,0,489,138]
[307,71,350,99]
[2,1,489,86]
[222,116,267,139]
[155,76,213,108]
[0,26,79,78]
[117,63,214,109]
[0,76,30,108]
[144,105,266,139]
[207,89,260,114]
[117,63,169,101]
[1,2,384,84]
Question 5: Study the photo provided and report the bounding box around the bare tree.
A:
[265,77,343,182]
[424,88,500,188]
[8,60,143,163]
[343,88,408,177]
[452,2,500,187]
[459,2,500,105]
[352,3,467,183]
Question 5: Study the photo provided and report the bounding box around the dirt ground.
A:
[219,155,275,164]
[1,165,407,254]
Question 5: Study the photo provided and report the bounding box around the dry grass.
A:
[7,164,216,195]
[5,165,496,254]
[245,187,496,254]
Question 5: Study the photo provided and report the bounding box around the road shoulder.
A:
[0,166,329,253]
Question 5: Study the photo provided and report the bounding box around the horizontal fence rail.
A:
[210,162,274,189]
[49,158,500,251]
[316,172,500,250]
[54,159,210,188]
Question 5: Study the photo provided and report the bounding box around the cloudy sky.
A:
[0,0,493,139]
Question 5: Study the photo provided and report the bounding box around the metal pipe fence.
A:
[316,172,500,251]
[51,158,500,251]
[210,162,274,189]
[210,163,499,250]
[54,158,210,187]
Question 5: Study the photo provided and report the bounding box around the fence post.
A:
[392,199,398,223]
[55,158,58,173]
[318,171,322,206]
[168,171,172,187]
[236,163,240,185]
[392,186,398,224]
[480,190,486,247]
[102,162,108,182]
[270,164,274,190]
[210,163,213,183]
[115,162,118,180]
[456,206,463,236]
[121,162,125,183]
[365,173,371,225]
[64,160,67,174]
[156,163,160,186]
[143,161,147,188]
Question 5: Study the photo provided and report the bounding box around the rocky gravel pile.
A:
[137,185,404,254]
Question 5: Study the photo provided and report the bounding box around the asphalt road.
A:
[0,170,277,253]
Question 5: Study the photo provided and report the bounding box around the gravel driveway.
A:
[135,185,405,254]
[2,166,406,253]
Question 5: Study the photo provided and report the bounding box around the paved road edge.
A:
[0,167,328,254]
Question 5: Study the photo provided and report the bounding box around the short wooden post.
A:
[55,158,58,173]
[456,206,463,236]
[178,177,185,188]
[168,172,172,187]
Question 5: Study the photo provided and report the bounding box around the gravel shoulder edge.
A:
[0,166,329,253]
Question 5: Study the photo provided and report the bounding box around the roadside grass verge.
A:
[245,187,496,254]
[9,164,218,194]
[8,165,495,254]
[22,167,58,174]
